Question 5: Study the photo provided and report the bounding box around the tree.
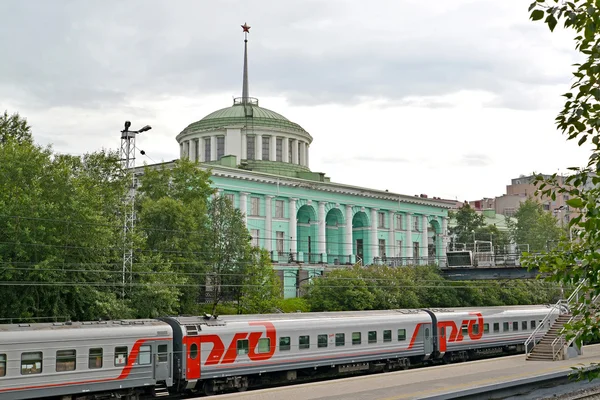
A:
[0,111,32,145]
[507,199,563,253]
[449,203,485,245]
[526,0,600,376]
[237,248,282,314]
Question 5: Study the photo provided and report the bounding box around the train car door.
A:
[422,323,433,357]
[154,343,170,381]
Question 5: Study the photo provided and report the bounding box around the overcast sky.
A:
[0,0,590,201]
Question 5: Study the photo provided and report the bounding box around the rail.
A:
[525,280,585,356]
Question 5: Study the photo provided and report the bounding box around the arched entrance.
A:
[325,208,344,264]
[297,205,318,263]
[352,211,370,264]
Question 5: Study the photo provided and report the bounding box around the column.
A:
[388,212,395,258]
[265,195,274,252]
[370,208,378,264]
[422,215,429,265]
[241,133,247,160]
[289,198,298,254]
[179,142,184,158]
[239,192,249,227]
[270,136,277,161]
[210,136,216,161]
[345,204,353,261]
[283,137,290,163]
[305,144,310,168]
[441,217,449,263]
[199,138,205,162]
[406,212,413,259]
[292,139,299,164]
[183,141,189,159]
[318,201,326,256]
[256,133,263,160]
[189,139,196,162]
[299,142,306,166]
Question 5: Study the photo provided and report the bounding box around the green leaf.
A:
[531,9,545,21]
[566,198,584,208]
[579,135,588,145]
[546,14,558,31]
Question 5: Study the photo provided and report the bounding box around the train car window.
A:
[493,323,500,333]
[21,352,43,375]
[368,331,377,344]
[299,335,310,350]
[56,350,76,372]
[522,321,528,331]
[483,323,489,334]
[137,345,152,365]
[461,324,468,337]
[472,324,479,335]
[0,354,6,377]
[114,347,128,367]
[237,339,249,355]
[89,348,103,369]
[335,333,345,346]
[279,337,291,351]
[503,322,509,332]
[531,320,537,329]
[189,343,198,359]
[397,329,406,341]
[383,330,392,342]
[318,335,328,348]
[258,338,271,353]
[158,345,168,363]
[352,332,362,345]
[513,322,519,331]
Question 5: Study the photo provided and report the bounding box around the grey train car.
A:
[0,305,558,398]
[0,320,173,400]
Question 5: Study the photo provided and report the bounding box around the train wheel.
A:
[203,381,215,396]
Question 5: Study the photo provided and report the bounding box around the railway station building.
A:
[141,27,453,298]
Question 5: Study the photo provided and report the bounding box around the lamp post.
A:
[120,121,152,298]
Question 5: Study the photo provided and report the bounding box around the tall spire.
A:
[241,22,251,103]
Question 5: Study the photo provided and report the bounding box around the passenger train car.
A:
[0,305,558,399]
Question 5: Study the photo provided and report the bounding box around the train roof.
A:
[0,319,169,332]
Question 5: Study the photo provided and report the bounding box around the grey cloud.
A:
[459,153,493,167]
[323,155,410,164]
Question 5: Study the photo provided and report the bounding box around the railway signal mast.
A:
[120,121,151,297]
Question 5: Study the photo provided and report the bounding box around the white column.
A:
[370,208,378,264]
[283,137,290,163]
[198,138,205,162]
[239,192,249,227]
[210,136,216,161]
[305,143,310,168]
[388,212,395,258]
[442,216,449,257]
[190,139,197,162]
[422,215,429,264]
[406,212,413,259]
[299,142,306,166]
[289,198,298,254]
[183,141,189,159]
[345,204,353,258]
[318,201,326,255]
[292,139,299,164]
[270,136,277,161]
[242,134,247,160]
[256,133,263,160]
[265,195,274,252]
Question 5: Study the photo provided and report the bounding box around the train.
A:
[0,304,558,399]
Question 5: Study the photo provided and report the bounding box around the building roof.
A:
[180,101,309,136]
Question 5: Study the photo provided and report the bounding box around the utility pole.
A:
[120,121,151,297]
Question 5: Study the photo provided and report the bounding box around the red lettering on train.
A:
[437,312,484,352]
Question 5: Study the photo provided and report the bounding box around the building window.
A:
[225,193,234,205]
[247,136,255,160]
[396,240,402,257]
[194,139,199,161]
[251,229,260,247]
[378,212,385,228]
[56,349,77,372]
[262,136,270,161]
[216,136,225,159]
[276,231,284,253]
[89,348,103,369]
[413,242,420,259]
[21,352,43,375]
[378,239,386,258]
[288,139,293,163]
[204,138,211,162]
[275,200,284,218]
[250,197,260,216]
[276,138,283,161]
[298,144,301,164]
[395,214,402,230]
[413,216,419,231]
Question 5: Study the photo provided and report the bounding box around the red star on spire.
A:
[241,22,251,33]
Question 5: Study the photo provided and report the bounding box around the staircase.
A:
[526,313,573,361]
[153,382,170,398]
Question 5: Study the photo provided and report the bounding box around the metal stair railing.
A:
[525,280,585,356]
[551,291,600,360]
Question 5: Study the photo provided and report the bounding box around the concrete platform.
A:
[207,344,600,400]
